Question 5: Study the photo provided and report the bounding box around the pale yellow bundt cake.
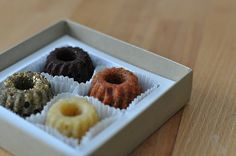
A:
[46,97,99,139]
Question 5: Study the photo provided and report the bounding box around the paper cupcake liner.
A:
[124,72,159,112]
[73,64,159,113]
[34,123,79,148]
[41,73,80,95]
[18,49,113,84]
[33,116,118,149]
[26,93,121,148]
[79,116,117,148]
[26,93,122,123]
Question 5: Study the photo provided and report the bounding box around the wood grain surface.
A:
[0,0,235,156]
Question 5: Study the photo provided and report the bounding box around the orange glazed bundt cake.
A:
[89,67,142,109]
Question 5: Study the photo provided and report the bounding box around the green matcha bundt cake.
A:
[0,71,53,117]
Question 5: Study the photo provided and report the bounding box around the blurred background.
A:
[1,0,236,156]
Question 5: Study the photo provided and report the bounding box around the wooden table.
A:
[0,0,236,155]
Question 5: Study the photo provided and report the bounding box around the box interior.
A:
[0,34,175,154]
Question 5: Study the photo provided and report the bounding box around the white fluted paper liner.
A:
[26,93,122,123]
[31,116,118,149]
[73,64,159,113]
[79,116,117,148]
[18,48,113,84]
[26,93,121,148]
[19,46,110,73]
[124,72,159,112]
[34,123,79,148]
[21,57,111,85]
[41,73,80,95]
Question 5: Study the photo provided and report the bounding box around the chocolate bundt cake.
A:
[0,71,53,117]
[89,68,142,109]
[44,46,94,83]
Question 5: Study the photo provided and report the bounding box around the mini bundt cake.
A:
[0,71,53,117]
[46,96,99,139]
[89,67,142,109]
[44,46,94,83]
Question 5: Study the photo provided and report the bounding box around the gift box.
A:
[0,20,192,156]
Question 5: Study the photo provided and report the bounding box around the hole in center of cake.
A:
[14,77,34,90]
[105,74,124,84]
[61,103,80,117]
[56,49,76,61]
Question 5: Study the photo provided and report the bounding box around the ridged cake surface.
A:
[0,71,53,117]
[89,68,142,109]
[46,97,99,139]
[44,46,94,83]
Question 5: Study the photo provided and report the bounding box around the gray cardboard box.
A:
[0,20,192,156]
